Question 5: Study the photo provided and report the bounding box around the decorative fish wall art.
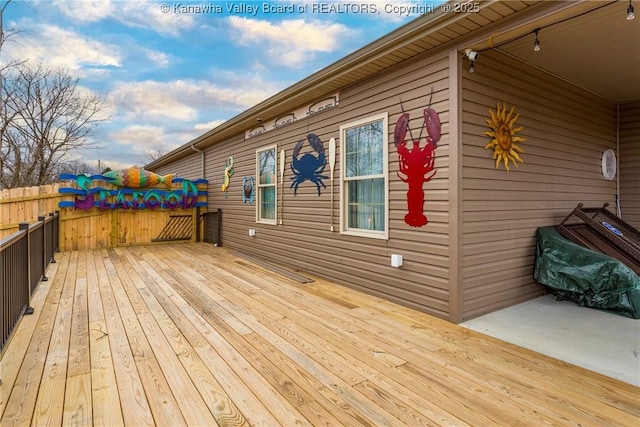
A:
[103,168,173,188]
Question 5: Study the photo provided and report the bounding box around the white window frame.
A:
[256,144,278,224]
[339,112,389,239]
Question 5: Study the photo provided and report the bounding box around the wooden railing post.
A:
[18,222,34,315]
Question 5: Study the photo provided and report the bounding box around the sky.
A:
[2,0,444,171]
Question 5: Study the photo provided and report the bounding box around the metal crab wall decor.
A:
[394,91,441,227]
[242,176,254,204]
[290,133,328,196]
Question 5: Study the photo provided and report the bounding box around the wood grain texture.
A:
[1,243,638,426]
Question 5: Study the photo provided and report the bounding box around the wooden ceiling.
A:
[479,1,640,103]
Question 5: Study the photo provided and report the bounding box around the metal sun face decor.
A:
[290,133,328,196]
[483,102,526,171]
[394,92,441,228]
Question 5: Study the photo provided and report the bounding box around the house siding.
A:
[176,53,453,319]
[460,50,617,320]
[619,101,640,229]
[154,152,202,181]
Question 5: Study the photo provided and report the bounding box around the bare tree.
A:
[0,0,20,189]
[55,159,100,177]
[140,143,171,165]
[0,64,109,187]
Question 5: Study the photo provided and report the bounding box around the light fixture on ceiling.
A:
[478,1,619,58]
[628,0,635,20]
[533,29,541,51]
[463,49,478,73]
[464,49,479,61]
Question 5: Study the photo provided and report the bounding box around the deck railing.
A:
[1,212,59,353]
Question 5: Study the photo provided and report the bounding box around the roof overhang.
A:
[147,0,638,170]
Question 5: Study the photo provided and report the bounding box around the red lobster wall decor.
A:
[394,90,441,227]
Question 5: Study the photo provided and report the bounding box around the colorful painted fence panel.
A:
[0,176,208,250]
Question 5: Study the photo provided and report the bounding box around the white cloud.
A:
[144,49,170,68]
[194,120,226,131]
[76,85,115,122]
[53,0,113,23]
[104,76,284,159]
[173,77,280,109]
[109,125,167,151]
[52,0,194,36]
[105,124,191,168]
[227,17,353,68]
[108,81,198,122]
[117,2,196,36]
[108,76,282,123]
[6,24,121,74]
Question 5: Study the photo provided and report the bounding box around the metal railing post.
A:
[49,212,57,263]
[18,222,34,315]
[49,211,60,264]
[38,216,49,282]
[217,209,222,246]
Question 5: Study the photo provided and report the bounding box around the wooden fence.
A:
[0,185,62,239]
[0,183,206,251]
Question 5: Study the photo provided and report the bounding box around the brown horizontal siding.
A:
[153,152,202,181]
[619,101,640,229]
[460,50,617,321]
[197,53,452,319]
[462,283,544,320]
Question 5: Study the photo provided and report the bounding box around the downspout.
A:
[616,104,621,218]
[190,144,205,178]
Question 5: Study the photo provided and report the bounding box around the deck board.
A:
[94,249,155,427]
[86,249,124,427]
[1,243,639,426]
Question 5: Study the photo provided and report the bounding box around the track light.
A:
[533,29,541,52]
[628,1,635,20]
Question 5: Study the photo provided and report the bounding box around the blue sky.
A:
[3,0,443,171]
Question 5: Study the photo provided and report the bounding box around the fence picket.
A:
[0,183,206,250]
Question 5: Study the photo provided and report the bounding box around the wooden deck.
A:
[1,243,638,426]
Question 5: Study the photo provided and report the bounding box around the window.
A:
[340,113,388,239]
[256,144,277,224]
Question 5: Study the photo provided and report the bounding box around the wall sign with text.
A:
[58,168,208,210]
